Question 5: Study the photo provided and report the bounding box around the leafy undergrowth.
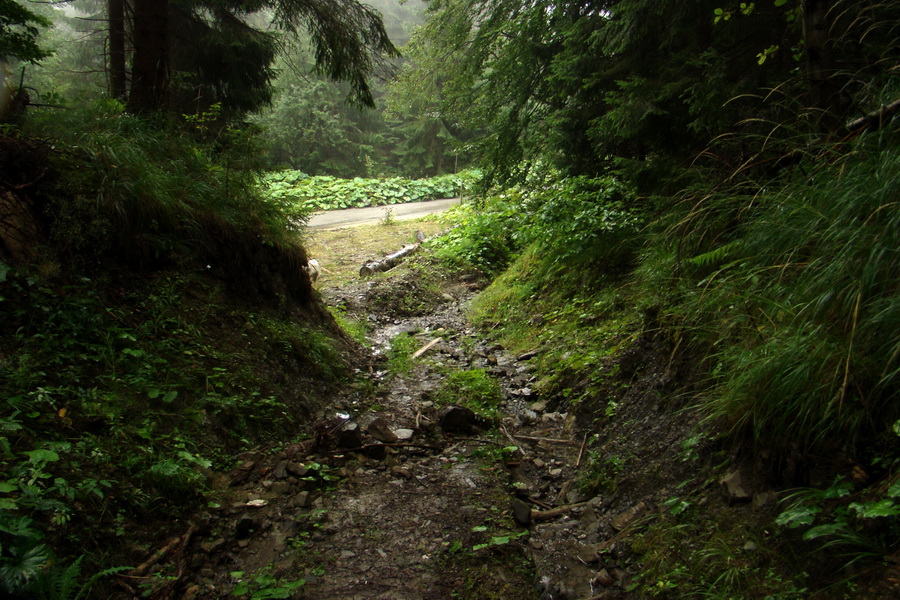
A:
[431,132,900,596]
[0,266,361,597]
[0,105,366,598]
[261,169,478,218]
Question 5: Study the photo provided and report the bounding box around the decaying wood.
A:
[524,496,554,510]
[360,242,420,276]
[513,434,580,446]
[554,480,573,505]
[576,433,589,468]
[411,338,441,358]
[128,522,196,577]
[531,500,590,522]
[500,425,523,456]
[328,442,442,453]
[847,98,900,134]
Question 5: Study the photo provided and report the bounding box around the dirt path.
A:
[172,224,639,600]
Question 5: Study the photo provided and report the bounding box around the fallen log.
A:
[359,243,419,276]
[359,230,427,276]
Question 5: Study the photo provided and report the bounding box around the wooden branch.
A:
[455,437,507,446]
[523,496,554,510]
[329,442,442,453]
[411,338,441,359]
[500,425,523,456]
[129,523,196,577]
[576,433,589,468]
[531,501,590,522]
[513,434,580,446]
[847,98,900,134]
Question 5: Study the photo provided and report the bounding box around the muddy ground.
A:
[130,221,797,600]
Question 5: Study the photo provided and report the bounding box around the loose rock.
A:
[367,417,399,443]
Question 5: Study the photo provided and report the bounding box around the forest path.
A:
[177,223,629,600]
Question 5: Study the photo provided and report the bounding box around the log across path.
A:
[306,197,461,230]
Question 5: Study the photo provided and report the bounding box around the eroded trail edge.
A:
[177,258,642,600]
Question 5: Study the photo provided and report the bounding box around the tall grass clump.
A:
[20,100,315,303]
[25,100,300,265]
[675,130,900,453]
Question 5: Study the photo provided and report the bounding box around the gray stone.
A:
[512,498,532,526]
[593,568,616,588]
[286,462,308,477]
[530,401,548,412]
[390,466,412,479]
[721,469,752,504]
[199,538,226,554]
[611,501,647,531]
[367,417,399,443]
[272,462,288,479]
[753,491,774,508]
[394,428,414,441]
[291,491,311,508]
[269,481,292,496]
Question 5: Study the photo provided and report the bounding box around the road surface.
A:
[306,197,461,230]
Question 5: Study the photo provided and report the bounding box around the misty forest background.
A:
[1,0,899,598]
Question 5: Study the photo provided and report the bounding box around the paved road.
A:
[306,197,461,230]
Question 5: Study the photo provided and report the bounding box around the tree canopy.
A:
[111,0,399,115]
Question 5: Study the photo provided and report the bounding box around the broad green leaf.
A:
[776,505,819,528]
[850,499,899,519]
[802,523,844,540]
[22,449,60,463]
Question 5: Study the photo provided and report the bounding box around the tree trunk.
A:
[107,0,127,101]
[802,0,836,117]
[128,0,169,113]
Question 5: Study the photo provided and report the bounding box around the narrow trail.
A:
[176,231,638,600]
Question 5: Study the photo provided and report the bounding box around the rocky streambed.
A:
[161,270,659,600]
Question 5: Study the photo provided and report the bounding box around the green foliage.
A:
[261,170,476,219]
[230,568,305,599]
[430,193,525,275]
[25,100,297,266]
[576,452,625,496]
[434,369,503,421]
[632,516,810,598]
[674,132,900,453]
[0,0,52,64]
[0,514,127,600]
[776,474,900,566]
[0,261,349,592]
[385,332,420,376]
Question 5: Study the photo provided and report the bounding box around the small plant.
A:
[776,475,900,566]
[385,332,420,376]
[380,207,396,226]
[434,369,503,421]
[576,452,625,496]
[230,568,305,599]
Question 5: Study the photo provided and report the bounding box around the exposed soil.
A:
[126,222,818,600]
